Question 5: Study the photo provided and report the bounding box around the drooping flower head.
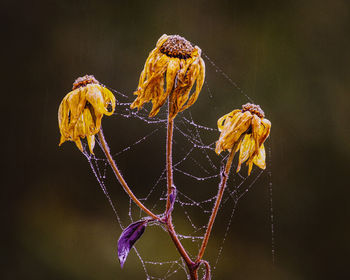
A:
[58,75,116,154]
[215,103,271,175]
[130,34,205,119]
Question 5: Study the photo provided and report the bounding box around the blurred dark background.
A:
[3,0,350,279]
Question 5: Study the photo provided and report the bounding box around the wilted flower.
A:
[58,75,116,153]
[131,34,205,119]
[215,103,271,175]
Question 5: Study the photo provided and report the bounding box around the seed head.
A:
[241,103,265,118]
[159,35,194,59]
[72,75,99,90]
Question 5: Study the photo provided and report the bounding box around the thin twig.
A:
[196,137,242,263]
[98,129,160,221]
[166,216,194,269]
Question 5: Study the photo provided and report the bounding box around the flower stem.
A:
[163,102,198,279]
[201,260,211,280]
[166,216,195,271]
[196,146,237,263]
[165,115,174,214]
[98,129,159,221]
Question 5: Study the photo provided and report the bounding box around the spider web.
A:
[80,57,273,280]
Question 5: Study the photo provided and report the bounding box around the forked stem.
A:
[196,140,241,263]
[98,129,159,221]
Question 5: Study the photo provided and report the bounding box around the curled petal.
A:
[253,144,266,170]
[216,104,271,175]
[74,138,83,153]
[86,135,95,154]
[58,76,116,154]
[130,35,205,118]
[155,34,169,48]
[237,134,254,173]
[258,118,271,146]
[215,111,252,155]
[102,87,116,116]
[224,112,252,146]
[150,58,180,117]
[247,161,254,176]
[67,89,86,130]
[58,97,70,138]
[170,60,199,118]
[83,108,96,134]
[178,56,205,114]
[131,55,169,112]
[59,135,66,147]
[217,110,241,132]
[251,114,261,156]
[86,85,106,115]
[72,116,86,152]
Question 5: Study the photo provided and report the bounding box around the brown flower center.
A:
[72,75,99,90]
[160,35,194,59]
[242,103,265,118]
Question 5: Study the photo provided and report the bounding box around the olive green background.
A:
[3,0,349,279]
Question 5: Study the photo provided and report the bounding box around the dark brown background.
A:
[3,0,349,279]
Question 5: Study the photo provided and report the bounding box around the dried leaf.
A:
[117,220,147,268]
[168,185,177,215]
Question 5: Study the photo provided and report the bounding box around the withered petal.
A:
[86,135,95,154]
[178,57,205,114]
[253,144,266,170]
[58,78,116,154]
[251,114,261,156]
[237,134,255,173]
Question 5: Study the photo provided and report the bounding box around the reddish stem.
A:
[196,143,239,263]
[98,130,160,221]
[165,117,174,213]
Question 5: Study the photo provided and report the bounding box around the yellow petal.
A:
[258,118,271,146]
[253,144,266,170]
[222,111,252,148]
[178,56,205,113]
[85,85,106,115]
[67,88,86,130]
[251,114,261,156]
[87,135,95,154]
[237,134,254,173]
[150,58,180,117]
[102,87,116,116]
[233,111,252,134]
[215,139,224,154]
[155,34,169,48]
[217,110,241,132]
[58,97,70,138]
[247,161,253,176]
[74,138,83,153]
[170,61,199,118]
[59,135,67,146]
[83,108,96,135]
[131,54,169,112]
[73,115,86,140]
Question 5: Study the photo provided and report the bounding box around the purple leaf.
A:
[118,220,147,268]
[168,185,177,215]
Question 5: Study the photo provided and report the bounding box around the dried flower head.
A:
[215,103,271,175]
[58,75,116,153]
[130,34,205,119]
